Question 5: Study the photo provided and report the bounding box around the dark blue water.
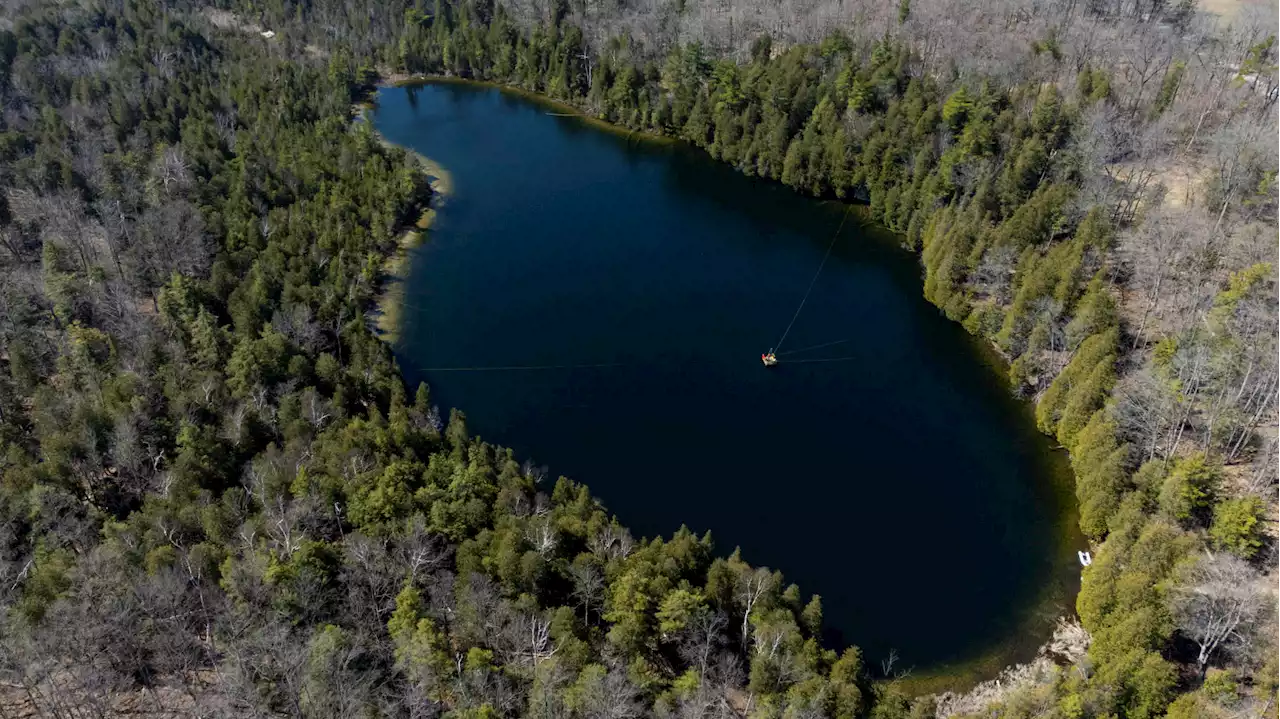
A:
[376,81,1081,679]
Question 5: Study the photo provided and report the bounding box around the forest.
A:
[0,3,872,718]
[0,0,1275,717]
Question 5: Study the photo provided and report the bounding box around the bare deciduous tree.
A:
[1172,552,1272,676]
[570,561,606,622]
[735,567,774,649]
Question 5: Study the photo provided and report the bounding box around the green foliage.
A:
[1035,329,1118,445]
[390,583,454,696]
[656,587,707,636]
[349,459,423,530]
[300,625,361,717]
[1238,35,1278,80]
[1208,262,1274,329]
[1157,453,1221,525]
[995,184,1072,248]
[266,539,342,620]
[942,86,973,133]
[994,214,1104,359]
[1209,495,1266,558]
[1151,61,1185,117]
[1164,692,1204,719]
[1076,64,1108,103]
[1064,276,1117,350]
[16,544,74,622]
[1202,668,1242,705]
[828,647,865,717]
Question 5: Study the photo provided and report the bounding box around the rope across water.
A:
[773,207,850,352]
[409,362,625,372]
[777,338,852,356]
[401,207,856,373]
[783,356,860,364]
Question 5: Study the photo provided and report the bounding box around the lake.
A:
[374,81,1083,684]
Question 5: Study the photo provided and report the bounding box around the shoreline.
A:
[360,98,454,344]
[364,79,1085,698]
[385,74,678,148]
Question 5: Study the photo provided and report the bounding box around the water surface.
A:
[375,82,1082,683]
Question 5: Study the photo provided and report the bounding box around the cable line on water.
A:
[777,338,852,356]
[399,209,857,373]
[412,362,625,373]
[784,356,860,364]
[773,207,851,352]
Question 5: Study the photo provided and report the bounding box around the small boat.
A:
[761,351,778,367]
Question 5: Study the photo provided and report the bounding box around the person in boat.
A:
[761,350,778,366]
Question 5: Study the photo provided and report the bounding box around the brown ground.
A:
[1197,0,1260,22]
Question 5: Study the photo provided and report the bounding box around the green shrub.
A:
[1209,496,1266,558]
